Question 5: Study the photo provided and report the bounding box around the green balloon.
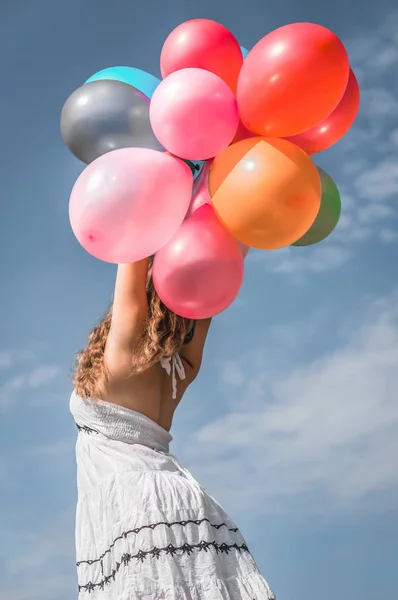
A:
[292,167,341,247]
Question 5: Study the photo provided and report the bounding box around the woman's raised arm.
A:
[105,259,150,371]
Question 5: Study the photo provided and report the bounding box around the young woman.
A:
[70,257,275,599]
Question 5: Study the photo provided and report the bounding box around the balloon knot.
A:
[184,160,201,176]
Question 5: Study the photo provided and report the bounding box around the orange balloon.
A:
[285,69,360,154]
[237,23,350,137]
[209,137,322,250]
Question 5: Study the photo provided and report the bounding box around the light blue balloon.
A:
[240,46,249,59]
[85,66,160,99]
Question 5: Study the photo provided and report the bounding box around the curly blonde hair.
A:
[73,259,193,399]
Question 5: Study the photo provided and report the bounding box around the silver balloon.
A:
[60,79,163,163]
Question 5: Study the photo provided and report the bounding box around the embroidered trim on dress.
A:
[77,518,240,567]
[76,423,99,435]
[78,540,251,593]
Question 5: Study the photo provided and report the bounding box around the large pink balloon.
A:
[69,148,193,263]
[149,68,239,160]
[153,204,244,319]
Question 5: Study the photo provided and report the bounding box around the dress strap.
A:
[160,353,186,399]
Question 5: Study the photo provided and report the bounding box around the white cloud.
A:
[342,159,370,177]
[389,128,398,147]
[347,11,398,72]
[183,289,398,517]
[379,228,398,243]
[252,244,352,277]
[361,88,398,118]
[357,202,396,223]
[0,375,27,410]
[370,45,398,70]
[27,366,61,387]
[355,159,398,201]
[219,359,247,386]
[359,88,398,117]
[0,349,35,370]
[0,363,61,412]
[0,352,13,369]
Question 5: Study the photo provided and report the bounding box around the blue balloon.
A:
[85,66,160,99]
[240,46,249,59]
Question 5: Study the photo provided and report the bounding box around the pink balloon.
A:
[153,204,244,319]
[69,148,193,263]
[149,68,239,160]
[185,160,212,219]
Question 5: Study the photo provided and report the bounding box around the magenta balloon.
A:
[185,160,212,219]
[149,68,239,160]
[153,204,244,319]
[69,148,193,263]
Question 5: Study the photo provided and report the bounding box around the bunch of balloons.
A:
[61,19,360,319]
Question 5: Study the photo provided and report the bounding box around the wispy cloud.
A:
[379,228,398,243]
[355,159,398,201]
[0,349,35,370]
[183,289,398,518]
[0,364,61,412]
[347,11,398,73]
[359,88,398,117]
[0,352,13,369]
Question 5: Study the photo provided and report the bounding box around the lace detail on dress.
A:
[77,518,241,568]
[160,353,186,400]
[78,539,251,593]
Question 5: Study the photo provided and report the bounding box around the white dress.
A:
[70,355,275,599]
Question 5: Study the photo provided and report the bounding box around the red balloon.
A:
[285,69,360,154]
[237,23,350,137]
[231,120,256,144]
[160,19,243,92]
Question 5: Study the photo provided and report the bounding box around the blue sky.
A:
[0,0,397,598]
